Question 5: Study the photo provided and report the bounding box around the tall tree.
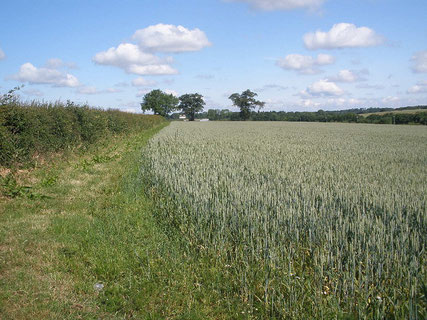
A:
[178,93,205,121]
[228,89,264,120]
[140,89,179,117]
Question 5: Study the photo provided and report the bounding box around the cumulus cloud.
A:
[133,24,211,53]
[277,53,335,74]
[94,24,210,76]
[407,80,427,94]
[0,48,5,60]
[411,51,427,73]
[382,96,400,105]
[295,99,322,110]
[93,43,178,75]
[304,23,384,50]
[301,79,345,97]
[327,69,367,82]
[77,86,121,95]
[131,77,157,87]
[10,62,80,87]
[225,0,324,11]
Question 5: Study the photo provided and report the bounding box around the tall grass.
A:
[0,99,164,168]
[141,121,427,319]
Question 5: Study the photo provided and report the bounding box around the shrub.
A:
[0,99,165,168]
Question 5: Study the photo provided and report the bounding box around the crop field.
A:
[361,109,427,117]
[142,121,427,319]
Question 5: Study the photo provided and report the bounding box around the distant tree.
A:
[140,89,179,117]
[178,93,205,121]
[228,89,265,120]
[207,109,219,121]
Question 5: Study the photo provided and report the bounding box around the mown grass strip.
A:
[0,123,248,319]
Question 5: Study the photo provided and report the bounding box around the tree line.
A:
[141,89,264,121]
[141,89,427,125]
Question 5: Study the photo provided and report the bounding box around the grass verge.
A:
[0,123,248,319]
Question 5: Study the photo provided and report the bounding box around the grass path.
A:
[0,124,245,319]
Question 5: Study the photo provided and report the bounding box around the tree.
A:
[140,89,179,117]
[228,89,264,120]
[178,93,205,121]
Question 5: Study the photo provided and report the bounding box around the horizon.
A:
[1,0,426,113]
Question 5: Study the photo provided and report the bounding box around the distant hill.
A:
[361,108,427,117]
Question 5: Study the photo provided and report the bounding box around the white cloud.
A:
[164,89,179,97]
[0,48,5,60]
[304,23,384,50]
[123,107,142,114]
[77,86,99,95]
[115,81,129,87]
[136,89,151,97]
[94,24,209,76]
[225,0,324,11]
[294,96,403,111]
[44,58,77,69]
[295,99,322,110]
[277,53,335,74]
[93,43,178,75]
[131,77,157,87]
[23,89,44,97]
[411,51,427,73]
[356,83,384,90]
[407,80,427,94]
[382,96,400,105]
[132,24,211,53]
[256,84,288,92]
[327,69,367,83]
[127,64,178,75]
[45,58,64,68]
[301,79,345,97]
[136,88,177,98]
[77,86,121,95]
[10,62,80,87]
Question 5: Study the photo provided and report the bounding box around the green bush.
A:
[0,99,165,168]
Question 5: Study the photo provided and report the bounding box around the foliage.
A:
[0,98,165,168]
[140,89,179,117]
[0,85,23,105]
[0,173,49,199]
[142,121,427,318]
[229,89,265,120]
[184,108,427,125]
[178,93,205,121]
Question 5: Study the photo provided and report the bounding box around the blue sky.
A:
[1,0,426,112]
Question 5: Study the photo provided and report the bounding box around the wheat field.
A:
[141,121,426,318]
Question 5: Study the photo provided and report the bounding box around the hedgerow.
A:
[0,98,164,168]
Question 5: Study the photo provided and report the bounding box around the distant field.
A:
[142,121,427,319]
[361,108,427,116]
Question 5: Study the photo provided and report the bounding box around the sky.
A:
[0,0,426,113]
